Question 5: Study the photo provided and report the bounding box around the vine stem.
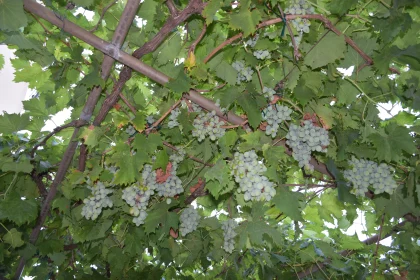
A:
[204,13,381,72]
[277,4,301,60]
[146,99,182,133]
[88,0,118,32]
[371,214,385,280]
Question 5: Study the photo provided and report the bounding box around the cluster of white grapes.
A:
[245,34,259,47]
[230,150,276,201]
[286,120,330,170]
[343,157,398,196]
[263,86,276,101]
[122,183,153,226]
[146,115,155,126]
[222,219,238,253]
[192,105,226,142]
[168,108,181,128]
[253,50,271,60]
[81,182,113,220]
[262,104,293,138]
[169,147,186,167]
[232,60,254,84]
[122,165,158,225]
[179,206,200,236]
[285,0,315,33]
[125,125,136,136]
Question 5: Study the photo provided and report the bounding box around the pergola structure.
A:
[2,0,417,278]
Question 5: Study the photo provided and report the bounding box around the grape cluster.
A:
[230,150,276,201]
[122,165,157,225]
[344,157,398,196]
[262,104,293,138]
[122,184,153,226]
[232,60,254,84]
[192,104,226,142]
[168,108,181,128]
[169,147,186,167]
[125,125,136,136]
[146,115,155,126]
[263,86,276,101]
[179,206,200,236]
[222,219,238,253]
[286,120,330,170]
[285,0,315,33]
[245,34,259,47]
[81,182,113,220]
[254,50,271,60]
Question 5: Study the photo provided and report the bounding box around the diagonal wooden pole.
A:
[14,1,141,278]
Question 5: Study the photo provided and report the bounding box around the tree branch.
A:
[30,119,88,158]
[184,179,207,205]
[15,1,142,278]
[163,141,214,167]
[297,221,407,278]
[204,14,379,71]
[165,0,179,17]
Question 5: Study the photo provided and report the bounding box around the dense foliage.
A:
[0,0,420,279]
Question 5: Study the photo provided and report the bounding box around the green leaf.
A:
[144,201,179,234]
[166,68,192,94]
[0,113,30,134]
[237,220,283,248]
[238,130,272,152]
[214,61,237,85]
[272,189,304,221]
[218,130,239,158]
[204,160,230,187]
[0,54,4,70]
[328,0,358,15]
[0,0,27,31]
[237,92,263,129]
[339,234,364,250]
[110,142,147,185]
[71,219,113,243]
[3,228,24,248]
[203,0,221,25]
[3,32,41,51]
[131,113,146,131]
[152,149,169,172]
[368,123,417,162]
[229,8,261,37]
[124,228,145,256]
[304,33,347,69]
[0,194,38,225]
[22,97,48,117]
[72,0,95,8]
[0,157,33,173]
[80,126,106,147]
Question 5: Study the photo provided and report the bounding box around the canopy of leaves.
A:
[0,0,419,279]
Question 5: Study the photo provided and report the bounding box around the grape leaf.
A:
[229,8,261,37]
[368,123,417,162]
[0,113,30,134]
[304,33,346,69]
[0,0,27,31]
[0,158,33,174]
[3,228,24,248]
[0,54,4,70]
[237,220,283,248]
[0,193,38,225]
[80,126,106,147]
[237,92,263,129]
[144,201,179,234]
[214,61,237,85]
[272,189,304,221]
[72,0,95,8]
